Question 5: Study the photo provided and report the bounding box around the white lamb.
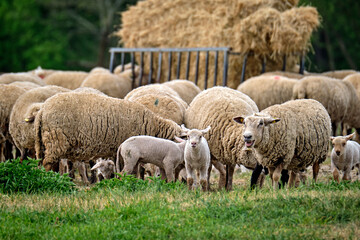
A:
[180,125,211,191]
[91,158,116,181]
[330,133,360,182]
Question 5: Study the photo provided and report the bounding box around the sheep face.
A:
[233,115,280,148]
[330,133,354,156]
[91,159,115,179]
[181,125,210,148]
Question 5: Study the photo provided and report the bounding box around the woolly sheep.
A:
[342,73,360,136]
[184,86,259,190]
[180,125,211,191]
[162,80,201,105]
[234,99,331,190]
[89,67,110,74]
[35,92,182,171]
[292,75,360,135]
[321,69,357,79]
[44,71,88,89]
[260,71,305,79]
[237,75,298,111]
[0,73,45,86]
[80,72,131,98]
[0,84,27,161]
[125,84,188,124]
[330,133,360,182]
[9,81,42,91]
[91,158,116,181]
[9,85,70,160]
[117,135,186,182]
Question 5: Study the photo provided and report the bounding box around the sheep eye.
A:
[342,143,346,146]
[258,122,263,126]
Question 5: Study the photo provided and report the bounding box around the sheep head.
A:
[181,124,211,148]
[330,133,355,156]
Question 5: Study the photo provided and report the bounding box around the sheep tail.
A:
[116,144,124,173]
[34,108,44,162]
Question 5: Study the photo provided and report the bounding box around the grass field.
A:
[1,160,360,240]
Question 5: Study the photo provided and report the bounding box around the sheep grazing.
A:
[181,125,211,191]
[80,72,132,98]
[162,80,201,105]
[185,87,259,190]
[35,92,182,171]
[117,135,186,182]
[234,99,331,190]
[44,71,88,89]
[0,73,46,86]
[321,69,357,79]
[9,85,70,160]
[330,133,360,182]
[237,75,298,111]
[91,158,116,181]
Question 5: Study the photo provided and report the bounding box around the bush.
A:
[0,158,76,194]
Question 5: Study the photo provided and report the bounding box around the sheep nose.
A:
[191,142,197,147]
[243,133,252,141]
[336,151,341,156]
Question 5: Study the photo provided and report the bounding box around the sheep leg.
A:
[164,164,175,182]
[20,148,28,162]
[212,160,226,190]
[123,158,139,175]
[312,161,320,182]
[77,162,90,186]
[88,160,97,183]
[299,169,307,185]
[199,166,208,191]
[225,164,235,191]
[206,163,212,190]
[272,164,284,190]
[342,170,351,182]
[68,160,75,179]
[175,163,185,181]
[288,170,297,188]
[138,164,145,180]
[186,164,195,190]
[332,168,340,183]
[0,143,5,162]
[250,163,263,189]
[159,168,167,181]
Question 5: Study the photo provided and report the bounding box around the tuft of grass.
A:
[0,158,76,194]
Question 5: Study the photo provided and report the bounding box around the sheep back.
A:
[44,71,88,89]
[162,80,201,105]
[0,73,45,86]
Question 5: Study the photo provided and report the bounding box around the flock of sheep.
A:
[1,66,360,190]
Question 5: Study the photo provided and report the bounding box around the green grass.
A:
[1,171,360,240]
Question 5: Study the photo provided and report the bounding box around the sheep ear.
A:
[174,136,185,143]
[233,116,245,124]
[201,126,211,134]
[90,162,101,171]
[345,133,355,141]
[180,124,189,135]
[330,136,335,141]
[264,117,280,126]
[24,116,35,123]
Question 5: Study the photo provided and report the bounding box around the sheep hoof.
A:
[187,178,194,190]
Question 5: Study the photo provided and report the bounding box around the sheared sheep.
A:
[162,80,201,105]
[234,99,331,190]
[237,75,298,111]
[44,71,88,89]
[35,92,182,171]
[184,86,259,190]
[330,133,360,182]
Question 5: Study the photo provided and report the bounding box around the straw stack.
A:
[115,0,319,89]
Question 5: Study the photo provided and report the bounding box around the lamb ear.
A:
[345,133,355,141]
[264,117,280,126]
[201,126,211,134]
[330,136,335,141]
[180,124,189,135]
[174,136,186,143]
[90,162,101,171]
[233,116,245,124]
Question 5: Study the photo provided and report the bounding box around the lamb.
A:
[0,73,46,86]
[292,75,360,136]
[162,80,201,105]
[237,75,298,111]
[117,135,186,182]
[234,99,331,190]
[180,125,211,191]
[184,86,259,190]
[80,72,132,98]
[91,158,116,181]
[9,85,70,160]
[35,91,182,171]
[125,84,188,124]
[321,69,357,79]
[43,71,88,89]
[330,133,360,182]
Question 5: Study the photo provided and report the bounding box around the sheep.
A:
[342,73,360,137]
[237,75,298,111]
[9,81,42,91]
[125,84,188,124]
[29,66,57,79]
[0,73,46,86]
[43,71,88,89]
[89,67,110,74]
[91,158,116,181]
[180,125,211,191]
[321,69,357,79]
[292,75,360,136]
[162,80,201,105]
[114,64,151,88]
[34,91,182,171]
[260,71,305,79]
[80,72,131,98]
[9,85,70,160]
[234,99,331,190]
[0,84,28,161]
[117,135,186,182]
[330,133,360,182]
[184,86,259,190]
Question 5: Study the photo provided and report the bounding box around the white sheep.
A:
[330,133,360,182]
[180,125,211,191]
[91,158,116,181]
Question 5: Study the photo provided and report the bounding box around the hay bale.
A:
[115,0,318,89]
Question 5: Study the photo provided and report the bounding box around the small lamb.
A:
[180,125,211,191]
[330,133,360,182]
[91,158,116,181]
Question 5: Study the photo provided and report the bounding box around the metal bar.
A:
[204,51,209,89]
[121,52,125,72]
[139,52,144,87]
[156,52,163,83]
[110,47,231,53]
[240,53,248,84]
[176,52,181,79]
[299,54,305,74]
[261,57,266,73]
[282,55,287,71]
[148,52,153,84]
[223,50,229,86]
[213,51,219,86]
[131,52,135,89]
[167,52,172,81]
[185,52,191,80]
[195,51,200,86]
[109,51,115,72]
